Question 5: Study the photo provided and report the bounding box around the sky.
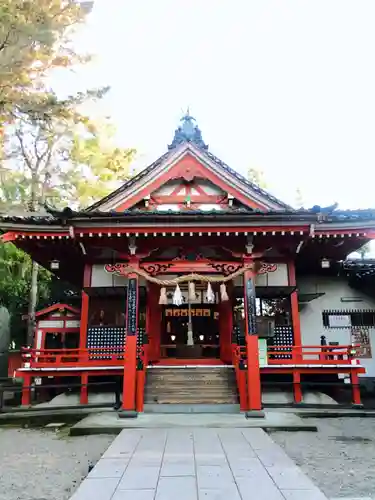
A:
[60,0,375,210]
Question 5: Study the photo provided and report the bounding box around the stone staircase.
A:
[144,366,239,405]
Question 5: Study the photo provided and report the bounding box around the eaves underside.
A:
[2,219,375,233]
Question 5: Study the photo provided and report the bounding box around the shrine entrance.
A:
[160,304,220,359]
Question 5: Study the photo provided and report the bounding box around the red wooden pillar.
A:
[122,274,139,414]
[293,371,302,404]
[238,368,248,411]
[288,260,302,361]
[350,370,362,407]
[136,369,146,412]
[80,264,92,359]
[21,373,32,406]
[80,372,89,404]
[243,269,262,412]
[219,283,233,364]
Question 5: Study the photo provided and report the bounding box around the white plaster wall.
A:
[256,264,288,286]
[198,179,223,195]
[91,264,146,287]
[66,320,80,328]
[38,320,64,328]
[91,265,115,287]
[298,275,375,377]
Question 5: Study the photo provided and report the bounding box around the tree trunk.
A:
[26,173,39,347]
[27,261,38,346]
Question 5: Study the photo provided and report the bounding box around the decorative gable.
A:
[87,114,291,213]
[139,178,231,212]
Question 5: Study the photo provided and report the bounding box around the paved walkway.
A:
[70,428,328,500]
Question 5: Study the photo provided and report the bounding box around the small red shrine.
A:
[1,113,375,412]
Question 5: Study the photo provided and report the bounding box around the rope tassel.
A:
[220,283,229,302]
[173,284,183,306]
[206,282,215,303]
[159,287,168,305]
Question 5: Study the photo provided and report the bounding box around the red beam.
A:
[11,232,70,238]
[0,231,17,242]
[151,195,226,204]
[75,225,310,235]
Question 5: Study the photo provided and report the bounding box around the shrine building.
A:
[1,113,375,413]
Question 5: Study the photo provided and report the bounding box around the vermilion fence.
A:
[17,344,361,370]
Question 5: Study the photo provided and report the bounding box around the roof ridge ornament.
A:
[168,110,208,150]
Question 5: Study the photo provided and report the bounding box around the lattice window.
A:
[270,325,294,360]
[87,326,126,360]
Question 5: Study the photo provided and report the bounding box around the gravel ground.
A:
[271,418,375,499]
[0,428,113,500]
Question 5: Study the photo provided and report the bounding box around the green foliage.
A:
[0,0,137,347]
[0,0,91,122]
[0,111,135,210]
[0,241,51,346]
[70,119,136,207]
[247,167,268,189]
[0,0,128,345]
[295,187,305,209]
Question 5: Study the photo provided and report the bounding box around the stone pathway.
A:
[70,428,328,500]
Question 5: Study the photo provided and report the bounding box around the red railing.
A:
[21,346,127,368]
[232,344,360,366]
[266,344,360,365]
[20,344,361,369]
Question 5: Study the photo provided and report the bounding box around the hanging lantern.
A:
[206,282,215,303]
[50,259,60,270]
[220,283,229,302]
[159,287,168,305]
[173,284,183,306]
[188,281,196,302]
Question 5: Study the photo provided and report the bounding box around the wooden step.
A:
[144,367,239,405]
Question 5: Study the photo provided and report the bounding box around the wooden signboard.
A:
[351,327,372,358]
[126,278,138,336]
[245,278,257,335]
[328,314,351,328]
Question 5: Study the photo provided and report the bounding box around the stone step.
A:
[144,395,239,403]
[144,392,238,398]
[144,403,240,413]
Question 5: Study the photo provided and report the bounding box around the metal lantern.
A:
[50,260,60,270]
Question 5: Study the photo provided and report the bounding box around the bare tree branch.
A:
[0,28,13,52]
[14,128,33,171]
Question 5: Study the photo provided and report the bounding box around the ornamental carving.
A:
[104,263,129,275]
[209,262,243,276]
[172,252,205,262]
[257,263,277,275]
[140,263,173,276]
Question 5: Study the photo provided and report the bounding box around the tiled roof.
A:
[86,114,292,212]
[85,145,293,213]
[1,206,375,225]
